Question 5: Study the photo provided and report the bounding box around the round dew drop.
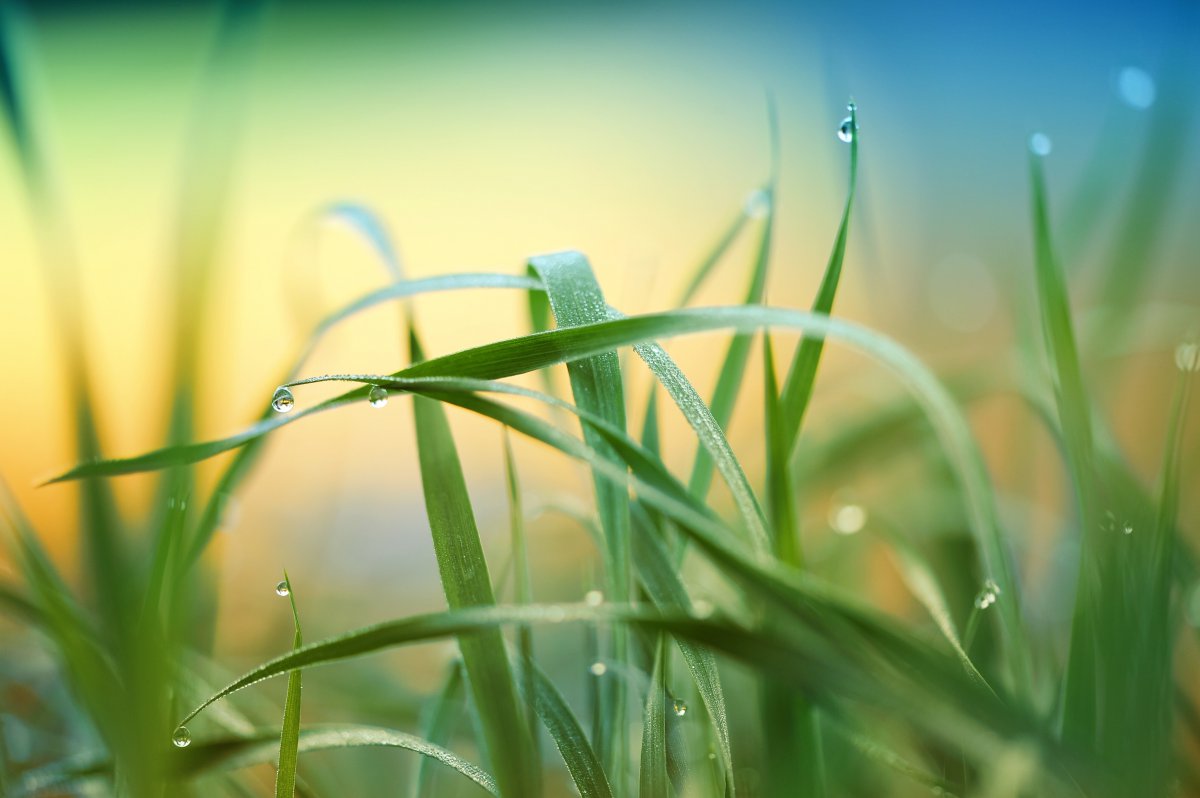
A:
[275,580,291,597]
[837,116,856,143]
[829,503,867,535]
[589,662,607,676]
[1029,133,1052,157]
[584,590,604,607]
[271,386,295,413]
[974,579,1001,610]
[172,726,191,748]
[368,385,389,408]
[672,698,688,717]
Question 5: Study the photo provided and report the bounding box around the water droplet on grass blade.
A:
[1176,342,1200,373]
[974,579,1001,610]
[692,599,714,618]
[672,698,688,717]
[368,385,389,408]
[837,117,856,143]
[589,661,607,676]
[275,580,290,597]
[172,726,191,748]
[271,387,295,413]
[1029,133,1052,156]
[584,590,604,607]
[743,189,771,219]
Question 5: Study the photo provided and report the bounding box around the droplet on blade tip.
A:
[172,726,191,748]
[1029,133,1052,157]
[589,662,607,676]
[275,580,290,597]
[837,116,856,143]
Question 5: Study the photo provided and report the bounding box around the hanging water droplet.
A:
[589,661,607,676]
[829,502,867,535]
[837,116,856,143]
[974,578,1001,610]
[692,599,714,619]
[172,726,191,748]
[584,590,604,607]
[1029,133,1052,157]
[275,579,290,597]
[672,698,688,717]
[368,385,389,408]
[1176,342,1199,373]
[271,386,295,413]
[1122,522,1134,535]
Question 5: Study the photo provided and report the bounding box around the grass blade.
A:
[274,573,303,798]
[409,328,538,798]
[639,637,669,797]
[415,662,468,798]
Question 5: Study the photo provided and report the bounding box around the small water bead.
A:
[172,726,191,748]
[1123,522,1134,535]
[1176,342,1200,373]
[368,385,389,408]
[692,599,714,619]
[974,579,1001,610]
[275,580,291,597]
[589,662,607,676]
[1029,133,1052,157]
[829,502,867,535]
[271,386,295,413]
[584,590,604,607]
[837,117,857,143]
[672,698,688,717]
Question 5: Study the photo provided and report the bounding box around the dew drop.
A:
[1029,133,1052,157]
[172,726,191,748]
[837,117,856,143]
[275,580,290,597]
[672,698,688,717]
[692,599,715,619]
[271,387,295,414]
[368,385,389,408]
[1123,522,1134,536]
[589,661,607,676]
[707,751,717,761]
[829,502,867,535]
[1117,66,1156,109]
[974,579,1001,610]
[1176,342,1200,373]
[584,590,604,607]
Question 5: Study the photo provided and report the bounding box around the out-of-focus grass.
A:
[1,5,1198,798]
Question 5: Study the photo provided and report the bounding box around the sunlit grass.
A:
[2,4,1198,798]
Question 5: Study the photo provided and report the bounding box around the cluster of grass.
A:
[2,3,1198,797]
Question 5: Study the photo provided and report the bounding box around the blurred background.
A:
[1,0,1198,793]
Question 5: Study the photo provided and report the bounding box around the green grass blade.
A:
[529,251,631,789]
[518,659,615,798]
[415,662,468,798]
[639,637,669,798]
[779,101,858,453]
[274,572,303,798]
[409,328,538,798]
[502,431,541,778]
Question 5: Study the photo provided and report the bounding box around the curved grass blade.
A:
[779,100,859,453]
[274,572,303,798]
[51,305,1029,688]
[409,328,538,798]
[185,271,543,569]
[517,658,614,798]
[415,662,468,798]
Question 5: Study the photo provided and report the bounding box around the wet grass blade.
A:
[415,662,468,798]
[274,572,303,798]
[779,101,858,453]
[529,251,631,788]
[639,637,669,797]
[409,328,538,798]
